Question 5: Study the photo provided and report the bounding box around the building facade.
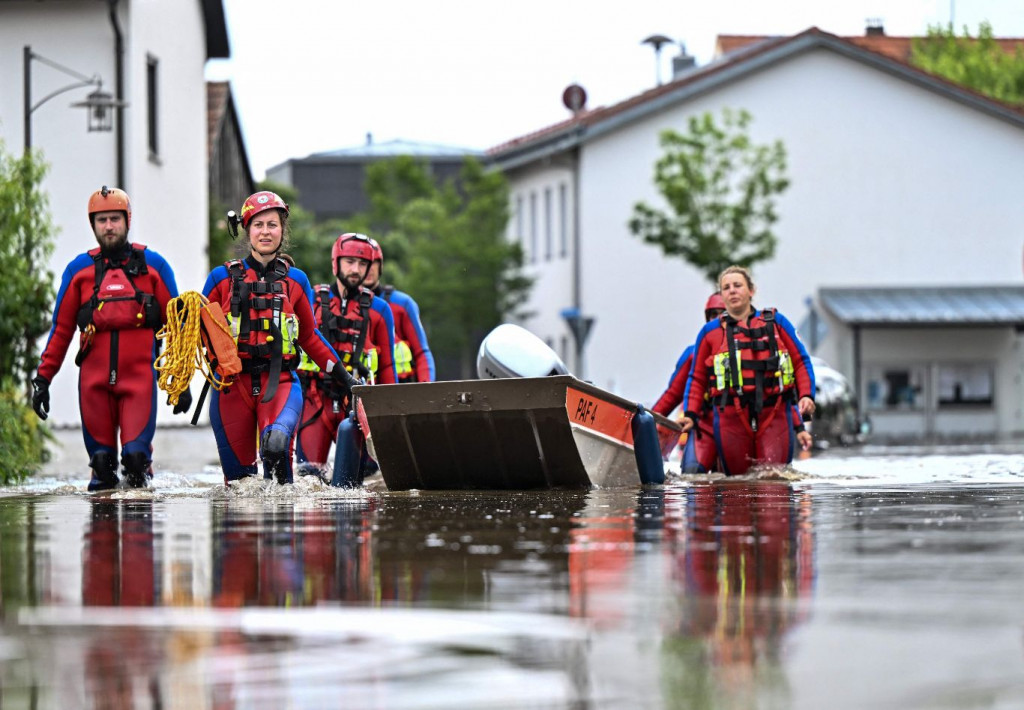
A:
[490,28,1024,439]
[266,137,481,221]
[0,0,230,426]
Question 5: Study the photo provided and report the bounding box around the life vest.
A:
[76,245,161,333]
[225,258,300,402]
[382,284,414,381]
[706,309,796,415]
[298,284,378,384]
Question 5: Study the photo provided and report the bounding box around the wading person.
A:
[201,191,355,485]
[679,265,815,475]
[32,186,190,490]
[653,293,726,473]
[295,233,397,478]
[363,238,435,382]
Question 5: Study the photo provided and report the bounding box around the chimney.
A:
[865,18,885,36]
[366,132,373,146]
[671,42,696,80]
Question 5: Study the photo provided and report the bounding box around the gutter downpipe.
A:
[108,0,125,188]
[572,141,581,375]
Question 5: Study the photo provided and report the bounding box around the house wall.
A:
[858,327,1019,437]
[508,162,576,367]
[0,1,211,427]
[507,46,1024,436]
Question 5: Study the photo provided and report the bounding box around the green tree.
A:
[628,108,789,285]
[911,22,1024,105]
[0,143,55,482]
[399,158,531,377]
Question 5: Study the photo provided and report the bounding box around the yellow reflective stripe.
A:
[394,340,413,376]
[282,313,298,355]
[779,351,795,388]
[362,348,379,376]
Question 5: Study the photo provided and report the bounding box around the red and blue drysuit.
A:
[683,309,815,475]
[376,285,435,382]
[656,342,808,473]
[37,243,178,466]
[653,345,718,473]
[296,283,397,470]
[202,256,341,483]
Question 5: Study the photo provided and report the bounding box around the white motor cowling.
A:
[477,324,570,379]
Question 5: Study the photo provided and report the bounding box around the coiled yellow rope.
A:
[154,291,233,405]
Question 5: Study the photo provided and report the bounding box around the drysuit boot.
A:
[262,429,292,485]
[122,451,153,489]
[295,462,326,482]
[87,452,119,492]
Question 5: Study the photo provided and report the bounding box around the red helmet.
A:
[88,186,131,229]
[704,293,726,320]
[240,191,289,229]
[331,233,374,276]
[369,238,383,264]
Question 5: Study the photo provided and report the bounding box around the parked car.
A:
[808,357,870,448]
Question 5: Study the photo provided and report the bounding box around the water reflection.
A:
[0,484,816,708]
[662,482,815,706]
[211,500,375,607]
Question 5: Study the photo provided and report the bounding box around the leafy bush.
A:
[0,380,51,483]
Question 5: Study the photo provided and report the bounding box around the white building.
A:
[489,27,1024,440]
[0,0,229,426]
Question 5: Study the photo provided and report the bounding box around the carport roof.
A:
[820,286,1024,326]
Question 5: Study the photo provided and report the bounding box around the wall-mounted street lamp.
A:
[23,45,125,152]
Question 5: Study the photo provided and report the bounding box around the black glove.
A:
[31,376,50,421]
[330,363,360,395]
[172,386,193,415]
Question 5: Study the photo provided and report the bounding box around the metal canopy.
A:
[820,286,1024,326]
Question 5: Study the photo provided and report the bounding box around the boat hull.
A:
[353,376,680,490]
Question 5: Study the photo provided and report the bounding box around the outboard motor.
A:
[477,324,569,379]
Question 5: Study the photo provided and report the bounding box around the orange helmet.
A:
[331,233,374,277]
[87,186,131,229]
[240,191,288,229]
[704,292,726,321]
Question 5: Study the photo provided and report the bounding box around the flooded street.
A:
[1,429,1023,708]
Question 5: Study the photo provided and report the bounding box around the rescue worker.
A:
[363,238,435,382]
[653,293,726,473]
[680,265,816,475]
[32,186,189,490]
[201,191,355,485]
[295,233,398,477]
[657,293,812,472]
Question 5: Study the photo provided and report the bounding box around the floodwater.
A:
[1,430,1023,709]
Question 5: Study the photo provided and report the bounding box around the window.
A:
[558,183,568,257]
[866,365,926,411]
[543,187,552,261]
[146,55,159,160]
[514,195,523,244]
[937,364,993,407]
[529,192,537,264]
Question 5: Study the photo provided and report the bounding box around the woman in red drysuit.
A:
[680,266,815,475]
[201,191,355,484]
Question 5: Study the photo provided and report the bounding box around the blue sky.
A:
[205,0,1024,178]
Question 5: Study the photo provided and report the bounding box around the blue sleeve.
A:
[372,297,397,354]
[372,296,398,383]
[773,309,816,397]
[681,321,717,413]
[202,265,229,297]
[45,253,92,341]
[396,290,435,381]
[144,249,179,298]
[287,267,317,310]
[666,344,695,388]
